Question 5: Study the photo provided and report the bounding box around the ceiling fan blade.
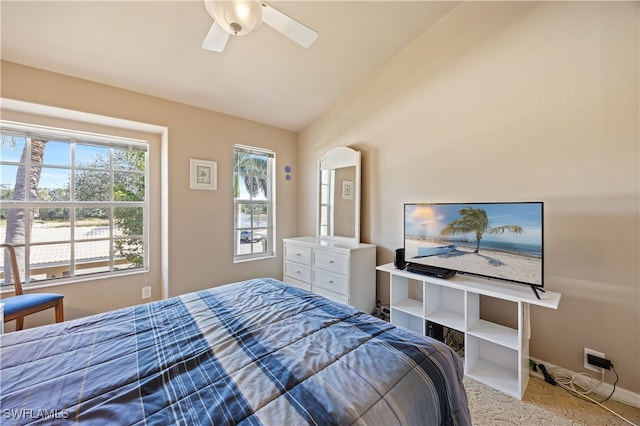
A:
[202,21,230,52]
[261,3,317,48]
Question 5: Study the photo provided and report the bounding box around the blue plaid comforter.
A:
[1,278,471,425]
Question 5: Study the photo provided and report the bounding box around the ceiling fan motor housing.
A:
[205,0,263,36]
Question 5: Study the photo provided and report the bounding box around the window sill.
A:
[0,268,149,295]
[233,253,276,264]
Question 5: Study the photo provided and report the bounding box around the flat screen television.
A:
[404,202,544,297]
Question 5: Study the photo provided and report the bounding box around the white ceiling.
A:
[1,1,459,132]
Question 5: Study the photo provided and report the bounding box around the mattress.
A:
[1,277,471,425]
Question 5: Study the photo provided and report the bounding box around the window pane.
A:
[75,207,109,240]
[32,208,70,242]
[75,170,110,201]
[75,240,111,276]
[42,141,71,166]
[114,238,144,269]
[235,203,251,230]
[0,165,19,200]
[0,208,26,244]
[320,206,329,225]
[250,154,267,176]
[114,172,144,201]
[114,207,143,236]
[251,181,267,201]
[252,205,268,228]
[0,135,26,162]
[320,184,329,204]
[253,228,268,252]
[235,176,250,200]
[113,148,145,171]
[31,243,70,281]
[114,208,144,268]
[34,206,70,223]
[321,169,330,185]
[35,168,71,201]
[76,144,110,168]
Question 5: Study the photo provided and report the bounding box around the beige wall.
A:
[300,2,639,394]
[1,60,298,328]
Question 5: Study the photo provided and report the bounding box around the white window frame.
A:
[0,121,149,285]
[233,144,275,262]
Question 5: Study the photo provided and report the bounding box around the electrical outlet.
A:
[142,286,151,300]
[584,347,605,373]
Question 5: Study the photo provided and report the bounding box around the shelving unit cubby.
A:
[377,262,561,399]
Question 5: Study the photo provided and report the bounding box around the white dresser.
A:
[282,237,376,314]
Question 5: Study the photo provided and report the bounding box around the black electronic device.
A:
[394,248,407,269]
[406,263,456,279]
[426,321,444,342]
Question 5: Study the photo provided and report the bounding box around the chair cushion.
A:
[2,293,64,316]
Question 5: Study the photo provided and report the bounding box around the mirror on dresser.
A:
[317,147,361,243]
[282,147,376,314]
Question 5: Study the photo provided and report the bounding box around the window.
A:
[233,145,274,262]
[319,168,332,236]
[0,121,148,285]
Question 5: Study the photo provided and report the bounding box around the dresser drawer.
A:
[283,276,312,292]
[284,244,313,265]
[313,250,349,274]
[313,286,349,306]
[313,269,348,296]
[284,261,312,283]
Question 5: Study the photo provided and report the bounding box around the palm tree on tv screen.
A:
[440,207,522,254]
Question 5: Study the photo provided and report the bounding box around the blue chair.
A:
[1,244,64,331]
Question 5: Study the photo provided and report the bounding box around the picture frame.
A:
[190,159,217,190]
[342,180,353,200]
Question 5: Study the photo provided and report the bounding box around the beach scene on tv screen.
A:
[405,203,543,286]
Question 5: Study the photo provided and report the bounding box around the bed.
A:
[1,277,471,425]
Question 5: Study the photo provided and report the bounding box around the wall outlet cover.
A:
[142,286,151,299]
[584,347,605,373]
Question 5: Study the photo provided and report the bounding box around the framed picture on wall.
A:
[190,159,217,190]
[342,180,353,200]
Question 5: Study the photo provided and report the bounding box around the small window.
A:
[0,122,148,285]
[233,145,275,262]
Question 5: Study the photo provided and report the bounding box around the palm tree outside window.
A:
[233,145,275,262]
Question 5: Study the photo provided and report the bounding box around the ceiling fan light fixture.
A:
[206,0,263,36]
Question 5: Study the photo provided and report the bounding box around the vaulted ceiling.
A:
[1,1,459,131]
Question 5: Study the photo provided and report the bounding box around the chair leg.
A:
[16,317,24,331]
[55,299,64,323]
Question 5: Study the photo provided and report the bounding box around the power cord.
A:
[535,362,636,426]
[598,365,619,404]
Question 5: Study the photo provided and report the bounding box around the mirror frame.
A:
[317,147,361,244]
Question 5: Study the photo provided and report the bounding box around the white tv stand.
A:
[377,263,561,399]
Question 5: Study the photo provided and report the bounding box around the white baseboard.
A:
[529,357,640,408]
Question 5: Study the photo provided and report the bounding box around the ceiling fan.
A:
[202,0,318,52]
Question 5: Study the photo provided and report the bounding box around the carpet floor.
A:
[465,376,640,425]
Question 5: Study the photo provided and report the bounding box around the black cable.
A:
[598,365,618,403]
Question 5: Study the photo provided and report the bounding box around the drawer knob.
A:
[329,260,334,263]
[328,280,334,284]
